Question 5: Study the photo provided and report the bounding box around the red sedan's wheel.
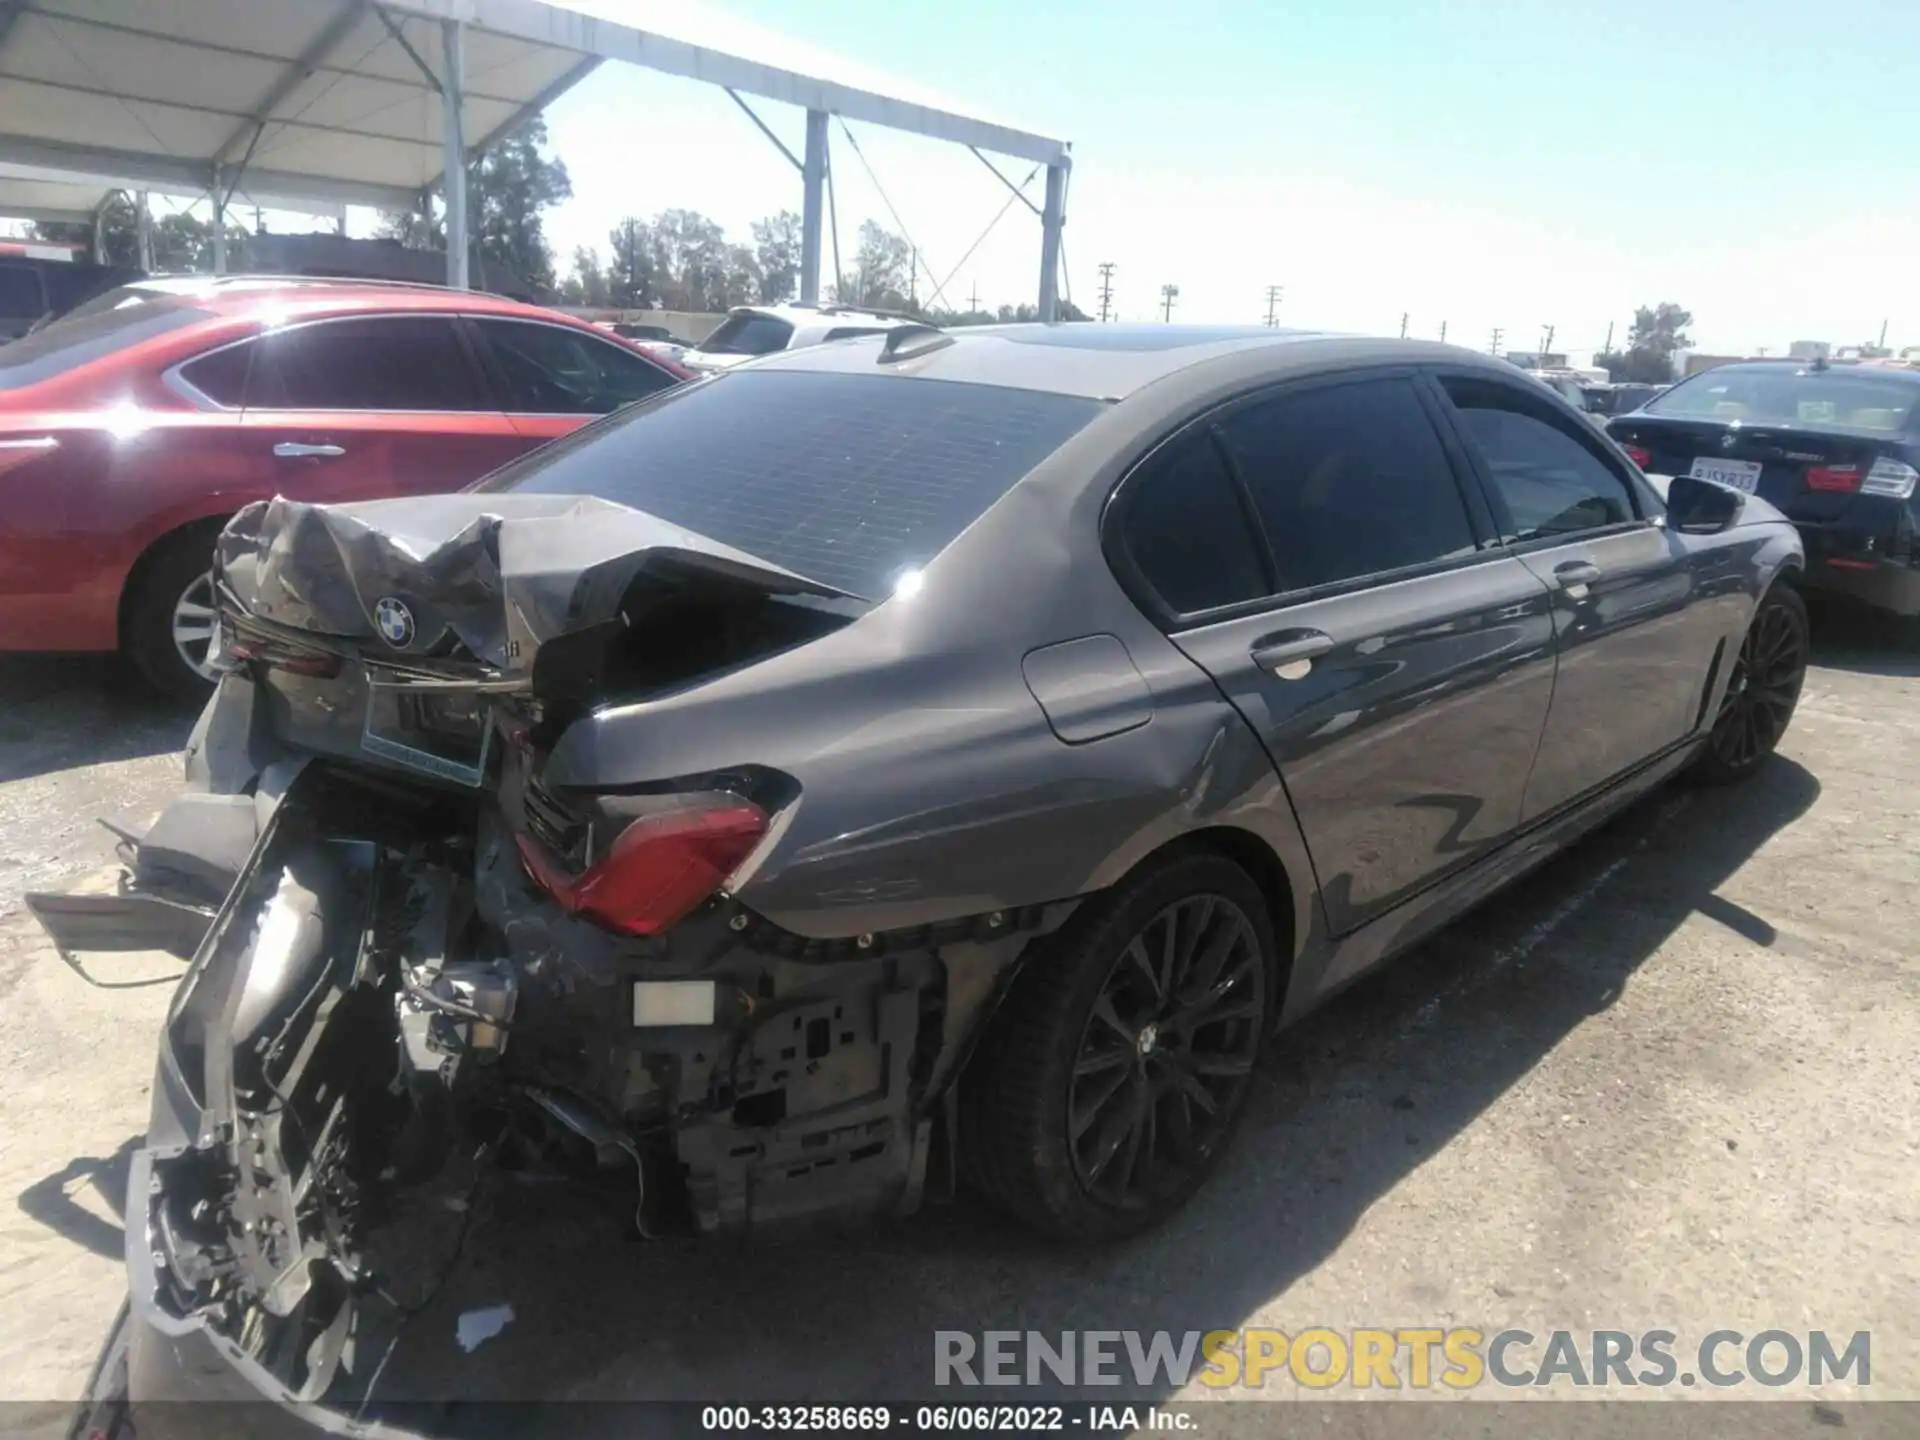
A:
[124,528,223,703]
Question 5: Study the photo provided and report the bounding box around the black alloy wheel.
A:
[1695,583,1809,785]
[960,850,1276,1241]
[1067,895,1265,1209]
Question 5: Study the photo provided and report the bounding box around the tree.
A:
[377,117,571,293]
[606,219,656,308]
[838,220,912,309]
[1599,302,1694,383]
[561,246,610,307]
[466,117,571,293]
[651,209,732,311]
[715,243,762,310]
[750,210,802,303]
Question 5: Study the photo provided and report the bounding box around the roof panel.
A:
[7,11,289,113]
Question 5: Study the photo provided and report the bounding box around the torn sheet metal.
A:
[216,493,853,679]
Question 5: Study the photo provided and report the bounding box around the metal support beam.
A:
[726,88,802,173]
[440,18,468,290]
[135,189,153,270]
[210,172,227,274]
[1037,161,1067,322]
[472,53,599,156]
[376,4,443,91]
[212,0,367,168]
[799,108,827,305]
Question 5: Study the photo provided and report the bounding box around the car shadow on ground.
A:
[1802,595,1919,678]
[0,658,197,785]
[299,758,1820,1426]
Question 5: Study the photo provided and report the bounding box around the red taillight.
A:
[1805,464,1862,493]
[517,794,770,936]
[1622,444,1652,469]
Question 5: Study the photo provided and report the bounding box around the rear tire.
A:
[958,850,1276,1242]
[124,527,224,704]
[1691,582,1809,786]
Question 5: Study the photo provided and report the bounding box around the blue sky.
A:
[526,0,1919,357]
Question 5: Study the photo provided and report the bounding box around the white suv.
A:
[680,303,921,374]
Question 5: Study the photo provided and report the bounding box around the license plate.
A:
[1689,457,1762,493]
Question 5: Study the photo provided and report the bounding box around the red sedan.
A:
[0,276,691,697]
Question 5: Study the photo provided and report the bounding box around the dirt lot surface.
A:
[1,609,1915,1429]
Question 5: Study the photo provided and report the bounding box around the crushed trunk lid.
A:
[216,492,857,690]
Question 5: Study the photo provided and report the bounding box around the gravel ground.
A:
[0,609,1914,1426]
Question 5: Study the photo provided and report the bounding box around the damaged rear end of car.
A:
[78,362,1119,1418]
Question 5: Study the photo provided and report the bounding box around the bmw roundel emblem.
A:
[374,596,416,649]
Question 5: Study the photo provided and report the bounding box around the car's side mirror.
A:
[1665,473,1743,534]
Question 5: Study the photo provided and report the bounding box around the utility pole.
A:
[1399,312,1409,339]
[909,246,918,307]
[1603,320,1614,356]
[1878,318,1889,350]
[1160,283,1179,323]
[1489,327,1504,356]
[1097,262,1116,323]
[1540,323,1555,359]
[1264,284,1283,327]
[1439,320,1448,344]
[1755,346,1770,358]
[967,281,981,314]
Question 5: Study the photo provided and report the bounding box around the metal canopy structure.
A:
[0,0,1072,315]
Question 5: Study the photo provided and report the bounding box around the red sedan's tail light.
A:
[1804,464,1862,493]
[1622,444,1653,469]
[517,793,770,936]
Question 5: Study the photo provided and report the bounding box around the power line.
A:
[1264,284,1283,327]
[1160,283,1179,323]
[1098,262,1116,323]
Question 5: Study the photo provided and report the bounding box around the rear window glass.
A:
[695,313,794,356]
[0,296,210,390]
[1647,367,1918,433]
[475,370,1103,599]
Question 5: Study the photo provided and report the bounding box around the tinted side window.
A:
[253,316,489,411]
[178,340,256,408]
[1119,429,1270,616]
[480,320,677,413]
[1441,377,1637,541]
[1217,378,1478,592]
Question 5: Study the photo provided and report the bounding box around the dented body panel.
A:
[40,326,1808,1422]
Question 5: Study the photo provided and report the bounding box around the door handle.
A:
[273,441,346,459]
[1250,629,1335,679]
[1553,560,1602,591]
